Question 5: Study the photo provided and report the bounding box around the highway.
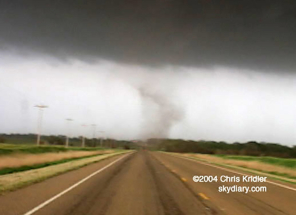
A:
[0,151,295,215]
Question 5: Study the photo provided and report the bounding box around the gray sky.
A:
[0,1,296,145]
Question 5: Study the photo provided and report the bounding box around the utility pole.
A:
[65,118,73,147]
[98,131,105,147]
[91,124,96,147]
[34,105,48,146]
[81,124,87,147]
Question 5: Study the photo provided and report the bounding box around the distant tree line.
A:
[0,135,5,143]
[147,139,296,158]
[0,134,137,149]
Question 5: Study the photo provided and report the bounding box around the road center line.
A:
[181,177,187,182]
[23,152,132,215]
[166,153,296,192]
[199,193,209,200]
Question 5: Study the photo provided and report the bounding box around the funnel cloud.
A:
[138,86,183,139]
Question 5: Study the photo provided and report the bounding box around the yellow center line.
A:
[199,193,210,200]
[181,177,187,182]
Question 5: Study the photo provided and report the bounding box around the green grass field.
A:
[215,154,296,169]
[0,143,105,156]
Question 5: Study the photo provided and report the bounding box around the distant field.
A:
[0,143,105,156]
[215,154,296,169]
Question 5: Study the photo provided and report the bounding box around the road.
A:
[0,151,295,215]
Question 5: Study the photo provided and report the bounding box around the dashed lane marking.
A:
[199,193,210,200]
[181,177,187,182]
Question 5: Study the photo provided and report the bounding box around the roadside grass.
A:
[0,149,120,173]
[215,154,296,169]
[164,152,296,184]
[0,153,103,175]
[0,143,105,156]
[188,155,296,185]
[0,150,132,194]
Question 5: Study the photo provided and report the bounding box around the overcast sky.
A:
[0,1,296,146]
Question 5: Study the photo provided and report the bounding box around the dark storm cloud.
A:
[0,0,296,71]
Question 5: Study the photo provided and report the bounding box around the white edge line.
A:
[23,152,132,215]
[165,152,296,192]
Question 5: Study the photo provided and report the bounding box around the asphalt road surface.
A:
[0,151,295,215]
